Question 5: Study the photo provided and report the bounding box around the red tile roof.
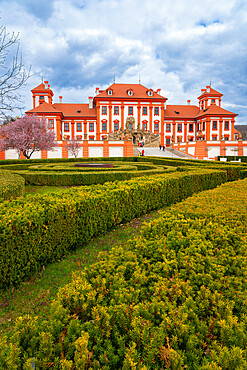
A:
[165,105,199,119]
[31,83,53,94]
[95,83,167,100]
[198,86,223,99]
[53,103,96,117]
[196,104,237,118]
[26,102,60,114]
[26,102,96,118]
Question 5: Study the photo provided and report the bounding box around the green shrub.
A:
[0,169,226,289]
[2,178,247,368]
[0,171,25,201]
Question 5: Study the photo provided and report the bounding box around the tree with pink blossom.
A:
[0,115,56,159]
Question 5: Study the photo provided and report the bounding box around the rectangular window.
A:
[225,121,229,130]
[129,123,133,130]
[212,99,215,103]
[89,123,94,131]
[212,121,217,130]
[166,137,170,145]
[154,107,159,115]
[102,122,107,131]
[166,123,171,132]
[77,122,82,131]
[102,106,107,114]
[212,135,217,141]
[154,123,159,131]
[143,107,147,115]
[48,119,54,129]
[143,123,147,131]
[224,136,229,141]
[128,106,133,115]
[64,123,69,131]
[189,123,193,132]
[178,123,182,132]
[40,96,44,100]
[114,106,119,115]
[89,136,94,141]
[76,135,82,140]
[114,122,119,131]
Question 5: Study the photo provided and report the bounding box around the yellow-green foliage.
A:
[0,171,25,201]
[0,169,226,289]
[2,178,247,369]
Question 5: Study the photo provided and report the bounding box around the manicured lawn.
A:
[24,185,72,195]
[0,209,161,337]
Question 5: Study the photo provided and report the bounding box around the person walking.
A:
[142,149,144,156]
[163,145,165,151]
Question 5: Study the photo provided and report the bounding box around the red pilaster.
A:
[103,141,109,157]
[56,117,62,141]
[149,103,153,132]
[231,119,235,140]
[109,102,112,133]
[219,118,223,140]
[160,103,164,146]
[96,103,100,140]
[83,141,89,157]
[172,120,176,143]
[121,103,124,130]
[184,120,187,142]
[41,150,47,159]
[206,118,210,141]
[71,120,75,140]
[83,119,87,140]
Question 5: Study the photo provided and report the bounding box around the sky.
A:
[0,0,247,124]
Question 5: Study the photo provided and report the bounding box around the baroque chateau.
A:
[3,80,246,160]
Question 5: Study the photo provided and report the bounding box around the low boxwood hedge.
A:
[0,168,226,289]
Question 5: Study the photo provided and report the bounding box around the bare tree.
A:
[66,139,81,158]
[0,23,31,118]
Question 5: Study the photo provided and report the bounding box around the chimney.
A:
[95,87,99,95]
[59,96,63,103]
[156,88,161,95]
[187,100,191,105]
[44,80,48,89]
[88,96,93,109]
[206,85,210,93]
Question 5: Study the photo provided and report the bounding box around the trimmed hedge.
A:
[1,177,247,369]
[218,155,247,162]
[13,167,168,186]
[0,171,25,201]
[0,169,226,289]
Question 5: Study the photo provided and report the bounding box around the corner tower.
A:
[31,80,54,108]
[197,86,223,110]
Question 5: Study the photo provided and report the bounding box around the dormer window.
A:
[127,90,133,96]
[107,89,113,96]
[147,90,153,96]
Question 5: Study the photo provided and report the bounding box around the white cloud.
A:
[0,0,247,123]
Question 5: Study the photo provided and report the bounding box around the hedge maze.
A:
[0,156,247,368]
